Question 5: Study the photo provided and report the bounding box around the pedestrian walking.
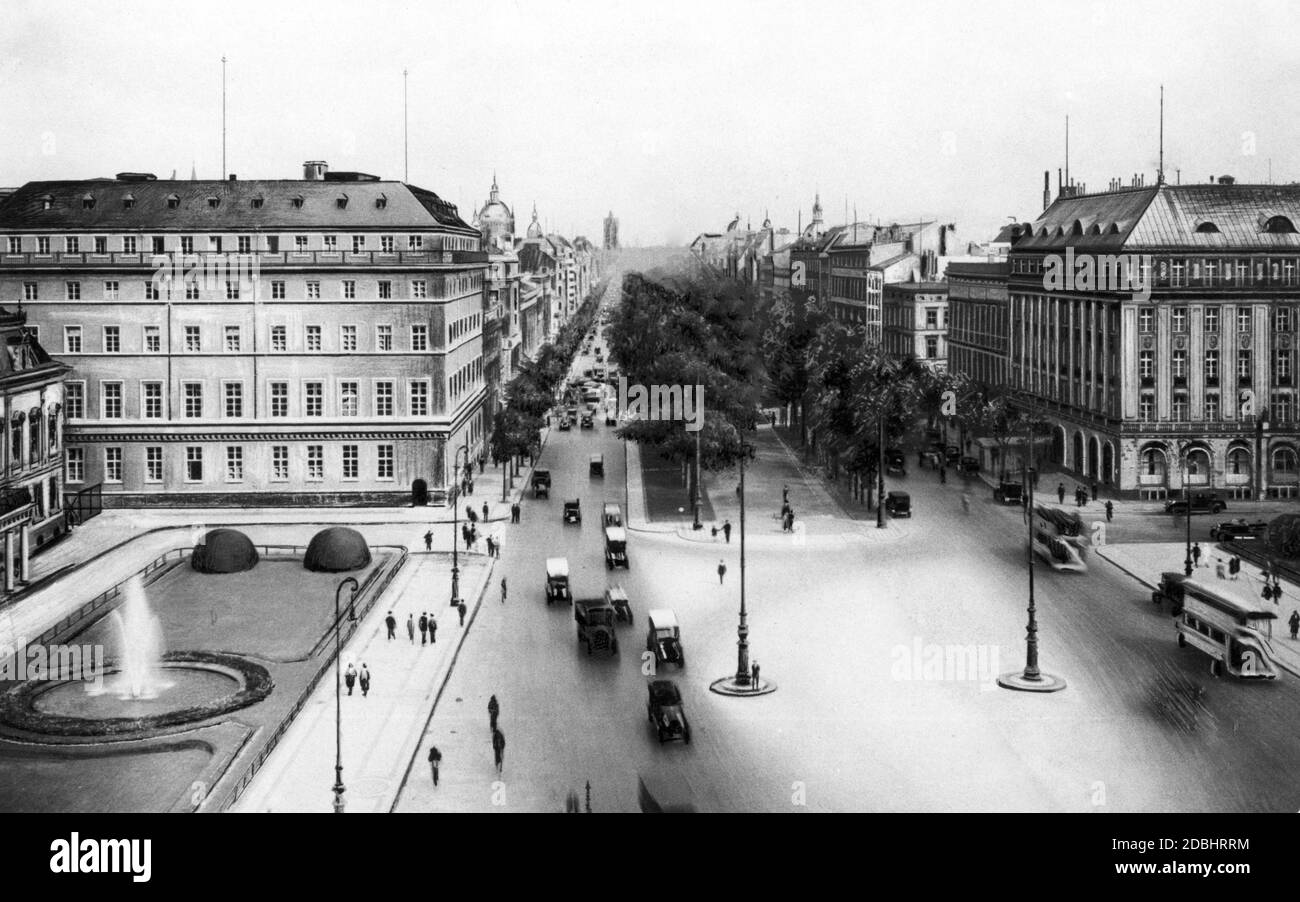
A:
[385,611,396,640]
[1215,558,1226,580]
[428,745,442,786]
[419,612,429,645]
[483,501,490,522]
[494,533,504,558]
[1229,557,1241,580]
[751,661,760,688]
[511,502,521,524]
[718,559,727,584]
[1289,610,1300,640]
[359,664,371,697]
[1091,482,1099,502]
[407,613,415,643]
[486,536,496,558]
[428,615,437,644]
[501,577,508,604]
[782,484,789,504]
[1057,482,1066,504]
[492,727,506,773]
[1105,500,1113,522]
[465,528,473,551]
[488,695,500,732]
[344,662,357,696]
[458,600,467,626]
[423,530,433,551]
[723,520,732,543]
[466,505,477,523]
[1192,542,1202,567]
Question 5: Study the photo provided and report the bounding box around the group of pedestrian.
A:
[1210,554,1244,580]
[1290,609,1300,640]
[710,520,732,542]
[485,534,504,558]
[488,694,506,773]
[461,522,478,550]
[343,661,371,697]
[510,502,521,523]
[410,611,437,645]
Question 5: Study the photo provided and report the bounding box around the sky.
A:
[2,0,1299,247]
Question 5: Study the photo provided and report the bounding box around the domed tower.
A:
[474,173,515,251]
[526,203,543,239]
[803,194,824,238]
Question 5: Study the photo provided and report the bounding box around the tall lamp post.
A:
[999,419,1066,692]
[1178,441,1194,577]
[691,431,703,530]
[451,442,469,608]
[332,576,359,813]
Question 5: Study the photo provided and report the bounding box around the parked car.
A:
[605,584,633,624]
[958,456,980,475]
[590,454,604,477]
[944,445,962,464]
[646,679,690,743]
[1209,518,1268,541]
[603,502,623,527]
[1164,493,1226,515]
[563,499,582,524]
[545,557,571,605]
[580,412,594,428]
[604,526,629,569]
[646,609,683,668]
[885,491,911,517]
[558,417,572,431]
[885,448,906,476]
[993,481,1023,505]
[532,469,551,499]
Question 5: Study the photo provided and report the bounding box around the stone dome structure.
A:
[191,528,260,574]
[303,527,372,573]
[473,174,515,251]
[525,203,544,238]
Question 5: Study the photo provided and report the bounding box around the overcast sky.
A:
[3,0,1299,246]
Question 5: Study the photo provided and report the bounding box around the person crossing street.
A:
[428,745,442,787]
[717,559,727,584]
[488,695,500,732]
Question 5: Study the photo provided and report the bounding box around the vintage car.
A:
[603,502,623,527]
[885,448,906,476]
[580,412,594,429]
[590,455,604,477]
[1151,570,1187,615]
[1209,518,1268,541]
[545,557,572,605]
[944,445,962,464]
[605,526,629,569]
[958,456,980,475]
[532,469,551,499]
[646,608,683,668]
[647,679,690,743]
[993,481,1023,505]
[1164,493,1226,515]
[605,584,633,624]
[558,416,572,431]
[885,490,912,517]
[575,597,618,655]
[563,498,582,524]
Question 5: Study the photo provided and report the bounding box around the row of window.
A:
[1137,306,1295,333]
[1013,255,1300,288]
[6,233,479,255]
[449,312,482,343]
[67,442,396,484]
[1139,445,1300,475]
[55,323,433,354]
[450,357,484,402]
[20,274,482,303]
[1135,392,1296,424]
[65,379,434,420]
[1136,348,1292,383]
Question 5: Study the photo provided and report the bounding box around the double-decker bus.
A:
[1030,505,1088,572]
[1173,577,1280,679]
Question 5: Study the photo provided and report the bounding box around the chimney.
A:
[1043,170,1050,210]
[303,160,328,181]
[228,174,237,182]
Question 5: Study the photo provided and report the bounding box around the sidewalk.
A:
[1095,541,1300,677]
[229,553,494,813]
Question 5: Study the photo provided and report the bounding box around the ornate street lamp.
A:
[333,576,359,813]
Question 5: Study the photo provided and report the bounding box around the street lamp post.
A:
[876,414,886,529]
[998,419,1066,692]
[1180,441,1194,577]
[332,576,359,814]
[451,442,469,608]
[692,431,703,530]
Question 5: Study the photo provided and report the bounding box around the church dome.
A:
[475,175,514,248]
[526,203,543,238]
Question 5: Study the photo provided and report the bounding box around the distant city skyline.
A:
[2,0,1298,246]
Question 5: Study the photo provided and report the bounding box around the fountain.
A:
[98,576,170,700]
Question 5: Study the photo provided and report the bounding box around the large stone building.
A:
[0,310,68,588]
[1005,176,1300,499]
[946,261,1010,388]
[472,175,522,428]
[881,282,949,368]
[603,211,619,251]
[0,162,489,506]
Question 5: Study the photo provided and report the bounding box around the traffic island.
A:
[996,670,1067,693]
[709,675,777,697]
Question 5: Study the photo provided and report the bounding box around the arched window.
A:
[1265,216,1297,234]
[1273,447,1298,474]
[1186,448,1212,483]
[1195,221,1220,233]
[1227,447,1251,475]
[1142,447,1166,476]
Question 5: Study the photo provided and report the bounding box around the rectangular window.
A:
[103,280,119,300]
[37,236,50,254]
[66,447,85,483]
[102,382,123,419]
[1172,396,1188,421]
[378,280,392,299]
[153,236,166,254]
[411,324,428,351]
[1205,349,1219,382]
[376,444,394,479]
[339,381,359,416]
[1172,349,1187,380]
[104,448,123,483]
[295,235,308,252]
[298,382,322,418]
[306,281,320,300]
[343,280,356,299]
[307,445,324,480]
[225,281,240,300]
[64,326,82,353]
[271,281,286,300]
[237,236,251,254]
[409,381,429,416]
[103,326,120,353]
[185,326,201,352]
[186,281,200,300]
[1276,349,1292,382]
[1205,393,1220,420]
[1204,307,1219,333]
[122,236,136,254]
[145,446,163,483]
[144,325,161,352]
[1172,307,1187,332]
[271,325,287,351]
[263,381,287,418]
[341,325,357,351]
[323,235,337,252]
[23,282,37,301]
[225,446,244,482]
[1139,350,1154,380]
[306,325,321,351]
[1138,309,1153,333]
[266,236,279,254]
[925,335,938,359]
[1139,393,1155,423]
[66,281,81,300]
[7,236,21,254]
[342,444,359,480]
[65,236,80,254]
[1238,349,1252,380]
[408,235,421,251]
[1237,308,1252,332]
[1236,261,1248,283]
[411,280,427,299]
[186,447,203,482]
[145,281,160,300]
[1171,261,1186,287]
[1276,307,1292,332]
[376,325,392,351]
[65,382,84,419]
[1286,262,1297,287]
[374,381,394,416]
[180,236,194,254]
[380,235,394,253]
[224,382,243,418]
[351,235,365,253]
[271,445,289,481]
[184,382,203,418]
[1204,260,1218,284]
[224,325,241,352]
[143,382,163,419]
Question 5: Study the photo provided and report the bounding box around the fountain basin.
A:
[0,651,273,741]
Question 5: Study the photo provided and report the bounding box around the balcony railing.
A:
[0,249,488,267]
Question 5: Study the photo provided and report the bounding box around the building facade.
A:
[0,162,489,506]
[603,211,619,251]
[882,282,949,368]
[1006,178,1300,499]
[946,261,1010,388]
